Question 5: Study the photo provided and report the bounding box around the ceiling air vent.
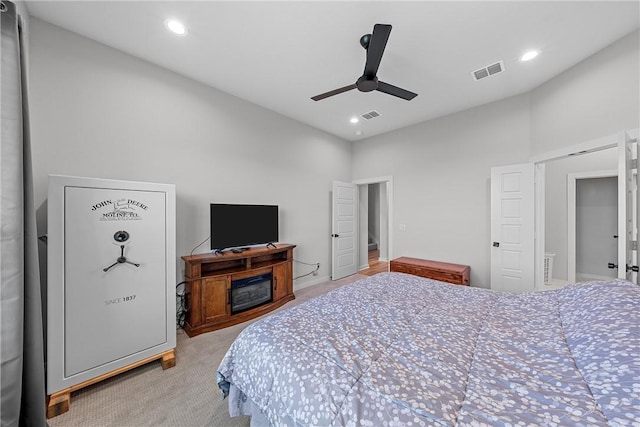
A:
[472,60,505,81]
[361,110,381,120]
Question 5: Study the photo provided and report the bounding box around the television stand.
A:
[182,243,296,336]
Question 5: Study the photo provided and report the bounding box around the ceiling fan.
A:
[311,24,418,102]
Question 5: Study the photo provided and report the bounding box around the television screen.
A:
[210,204,278,250]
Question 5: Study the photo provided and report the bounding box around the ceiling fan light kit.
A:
[311,24,418,102]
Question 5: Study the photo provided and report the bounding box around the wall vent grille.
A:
[361,110,381,120]
[472,60,505,81]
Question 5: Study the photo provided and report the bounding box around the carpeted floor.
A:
[47,274,366,427]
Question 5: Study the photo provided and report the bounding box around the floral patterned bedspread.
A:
[216,272,639,426]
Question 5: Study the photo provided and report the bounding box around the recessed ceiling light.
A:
[520,50,539,62]
[350,117,359,124]
[165,19,188,36]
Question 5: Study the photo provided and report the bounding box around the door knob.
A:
[331,234,340,238]
[492,242,500,247]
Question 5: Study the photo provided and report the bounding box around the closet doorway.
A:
[568,172,618,283]
[537,130,637,288]
[544,146,617,287]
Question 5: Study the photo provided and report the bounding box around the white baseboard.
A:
[358,264,370,271]
[293,275,330,292]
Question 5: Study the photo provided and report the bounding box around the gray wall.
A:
[28,19,352,288]
[353,29,639,288]
[28,18,638,290]
[533,29,638,281]
[353,94,532,287]
[530,30,639,155]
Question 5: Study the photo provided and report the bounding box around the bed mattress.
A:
[217,272,639,426]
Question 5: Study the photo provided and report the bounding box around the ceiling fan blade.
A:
[363,24,392,77]
[311,83,357,101]
[376,81,418,100]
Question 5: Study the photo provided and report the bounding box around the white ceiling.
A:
[25,1,640,142]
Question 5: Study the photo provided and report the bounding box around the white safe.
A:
[47,175,176,396]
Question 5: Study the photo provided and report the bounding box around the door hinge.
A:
[631,158,638,170]
[632,241,638,251]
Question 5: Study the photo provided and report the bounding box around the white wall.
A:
[530,30,639,155]
[353,94,531,287]
[28,19,352,288]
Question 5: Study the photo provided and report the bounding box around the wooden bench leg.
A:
[160,349,176,370]
[47,389,71,419]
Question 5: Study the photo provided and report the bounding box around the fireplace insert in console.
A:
[231,273,272,314]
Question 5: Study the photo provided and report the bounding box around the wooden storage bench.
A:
[390,257,470,286]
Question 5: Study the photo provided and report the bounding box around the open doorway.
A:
[354,177,393,276]
[533,130,638,289]
[543,148,618,288]
[567,172,618,283]
[575,176,618,281]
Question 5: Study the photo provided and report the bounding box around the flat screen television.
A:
[210,203,278,250]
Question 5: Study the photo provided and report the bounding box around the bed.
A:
[216,272,639,426]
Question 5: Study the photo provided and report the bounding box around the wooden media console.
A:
[182,244,296,336]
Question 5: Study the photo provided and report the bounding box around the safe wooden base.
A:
[46,349,175,419]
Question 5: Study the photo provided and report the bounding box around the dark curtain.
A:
[1,1,48,426]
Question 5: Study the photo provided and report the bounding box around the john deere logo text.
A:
[91,199,148,221]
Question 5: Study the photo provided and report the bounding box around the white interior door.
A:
[618,132,638,283]
[332,181,357,280]
[491,163,535,292]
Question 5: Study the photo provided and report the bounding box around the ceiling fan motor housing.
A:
[357,75,378,92]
